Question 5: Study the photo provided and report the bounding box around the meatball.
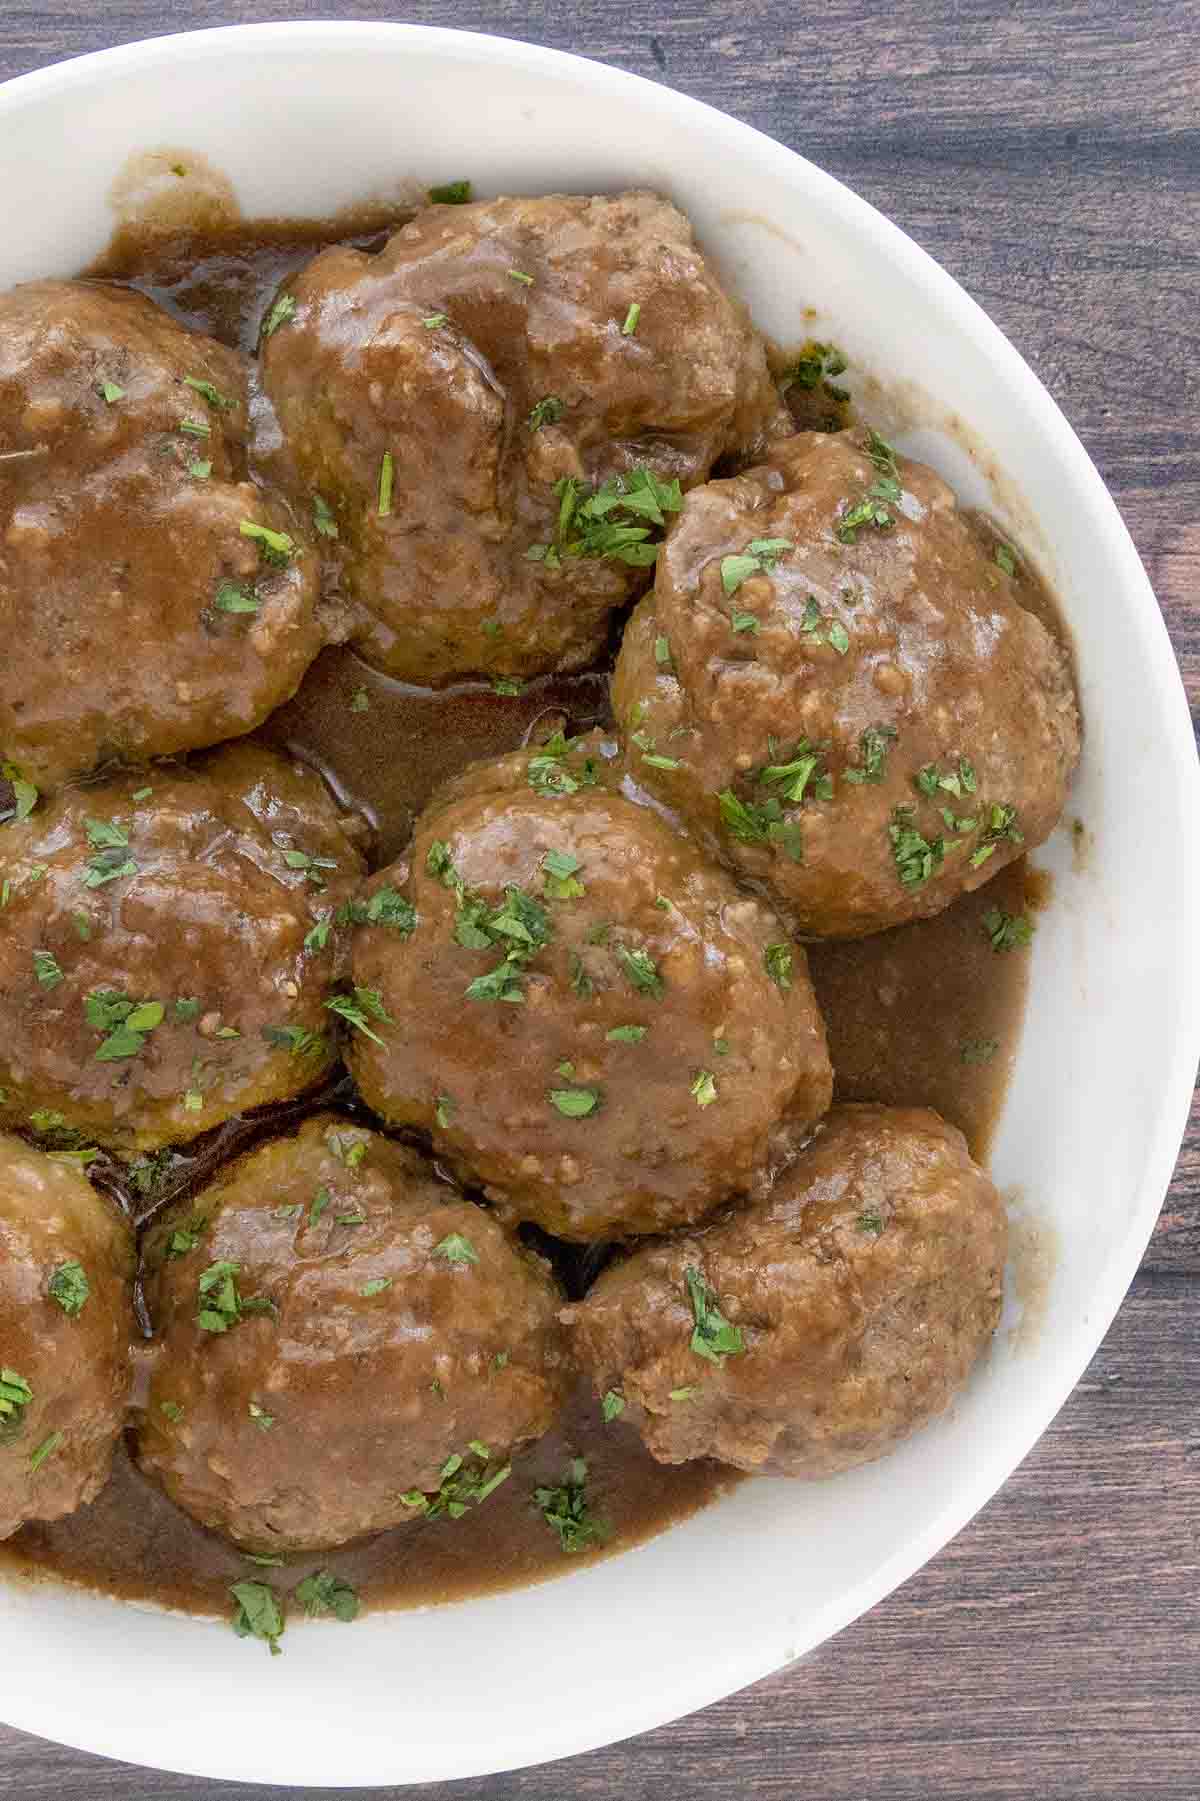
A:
[346,736,832,1241]
[0,279,323,790]
[612,429,1080,937]
[0,1131,134,1538]
[260,190,785,685]
[136,1115,569,1552]
[565,1103,1007,1477]
[0,743,365,1151]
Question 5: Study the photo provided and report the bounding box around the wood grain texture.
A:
[0,3,1197,1795]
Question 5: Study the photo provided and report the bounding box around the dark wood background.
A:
[1,3,1197,1796]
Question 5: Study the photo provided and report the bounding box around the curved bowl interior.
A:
[0,21,1197,1788]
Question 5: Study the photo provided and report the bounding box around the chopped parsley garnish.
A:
[435,1095,454,1129]
[48,1262,89,1317]
[720,537,793,596]
[166,1216,207,1258]
[295,1571,359,1622]
[601,1390,626,1422]
[527,395,564,430]
[995,542,1017,577]
[836,433,903,543]
[336,886,418,936]
[758,740,830,806]
[961,1036,1000,1064]
[283,847,338,886]
[982,908,1034,952]
[433,1232,479,1264]
[569,952,593,998]
[492,676,523,696]
[654,635,673,667]
[260,293,297,338]
[239,519,295,564]
[32,949,63,989]
[196,1262,276,1333]
[188,458,211,479]
[360,1277,392,1298]
[525,730,598,797]
[82,820,138,885]
[428,180,472,204]
[98,380,125,404]
[377,450,395,517]
[621,302,641,336]
[230,1581,285,1655]
[613,943,663,998]
[177,417,210,438]
[507,268,534,286]
[422,312,449,330]
[402,1444,511,1518]
[549,1086,601,1118]
[970,802,1024,868]
[29,1431,62,1472]
[304,913,331,952]
[764,943,793,990]
[606,1024,647,1043]
[262,1024,328,1060]
[827,619,850,655]
[542,849,584,900]
[0,761,38,824]
[183,376,234,411]
[309,1187,332,1226]
[779,342,848,394]
[685,1266,745,1363]
[717,790,804,862]
[889,807,944,888]
[126,1148,177,1199]
[248,1402,274,1431]
[730,607,760,635]
[844,723,898,786]
[159,1400,184,1423]
[0,1369,32,1431]
[915,756,978,800]
[312,493,339,539]
[213,580,259,615]
[690,1070,718,1107]
[528,467,683,570]
[349,687,370,713]
[324,987,393,1044]
[86,990,165,1061]
[534,1458,605,1555]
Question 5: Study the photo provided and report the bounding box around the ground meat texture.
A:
[136,1114,570,1552]
[346,737,832,1241]
[0,279,323,790]
[611,429,1080,937]
[0,743,365,1152]
[259,190,785,685]
[565,1103,1007,1476]
[0,1131,134,1539]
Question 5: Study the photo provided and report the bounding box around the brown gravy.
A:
[0,209,1042,1626]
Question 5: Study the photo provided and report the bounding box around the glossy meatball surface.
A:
[0,280,325,792]
[0,744,365,1151]
[260,191,784,684]
[612,429,1080,936]
[565,1104,1007,1476]
[137,1115,570,1552]
[0,1131,134,1539]
[347,737,832,1241]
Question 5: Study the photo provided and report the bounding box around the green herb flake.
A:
[230,1581,285,1656]
[0,761,38,824]
[434,1094,455,1129]
[721,536,793,596]
[433,1232,479,1265]
[304,913,332,953]
[309,1187,332,1226]
[827,620,850,655]
[685,1265,745,1364]
[669,1386,698,1402]
[507,268,534,286]
[177,417,210,438]
[889,807,944,889]
[601,1390,626,1422]
[534,1458,605,1555]
[325,987,393,1044]
[261,293,298,339]
[995,542,1017,577]
[239,519,295,564]
[614,943,663,999]
[960,1036,1000,1064]
[422,312,449,330]
[402,1443,512,1519]
[312,493,339,539]
[549,1086,601,1118]
[541,848,584,900]
[183,376,235,411]
[159,1400,184,1423]
[188,458,212,479]
[982,908,1035,953]
[295,1571,359,1623]
[428,180,472,204]
[0,1368,32,1430]
[360,1277,392,1298]
[377,450,395,518]
[606,1024,647,1044]
[98,380,125,404]
[492,676,523,696]
[621,302,641,336]
[764,942,793,991]
[654,634,673,667]
[32,949,63,990]
[213,580,259,615]
[844,724,898,786]
[528,395,564,430]
[857,1210,885,1236]
[48,1262,89,1317]
[690,1070,718,1108]
[248,1401,275,1431]
[28,1431,63,1473]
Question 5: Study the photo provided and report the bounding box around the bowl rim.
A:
[1,18,1199,1786]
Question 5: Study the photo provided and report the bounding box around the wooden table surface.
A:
[1,3,1197,1796]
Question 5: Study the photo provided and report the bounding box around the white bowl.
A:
[1,21,1197,1788]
